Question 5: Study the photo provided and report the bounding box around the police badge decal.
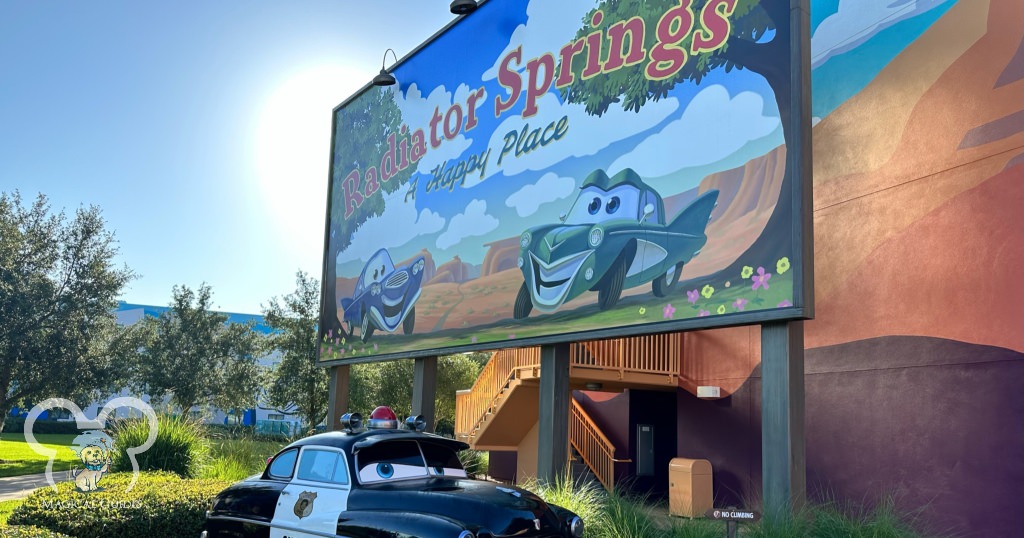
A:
[293,491,317,519]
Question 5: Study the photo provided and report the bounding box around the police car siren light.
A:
[341,412,363,432]
[405,415,427,432]
[367,406,399,430]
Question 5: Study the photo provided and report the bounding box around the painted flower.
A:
[777,257,791,275]
[687,289,700,304]
[698,309,711,317]
[752,266,772,290]
[341,337,346,346]
[741,266,754,279]
[327,329,333,339]
[716,305,727,315]
[663,303,676,319]
[733,298,748,311]
[725,281,731,288]
[508,334,516,339]
[701,284,715,299]
[471,336,478,344]
[778,300,793,308]
[639,307,647,315]
[373,343,379,352]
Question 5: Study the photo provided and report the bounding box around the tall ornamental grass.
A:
[111,413,210,478]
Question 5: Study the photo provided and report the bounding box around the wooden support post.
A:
[412,355,438,432]
[326,364,351,432]
[538,343,570,484]
[761,321,806,517]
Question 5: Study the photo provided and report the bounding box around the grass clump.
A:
[111,413,210,478]
[520,471,608,533]
[199,437,286,481]
[0,499,24,526]
[458,450,489,479]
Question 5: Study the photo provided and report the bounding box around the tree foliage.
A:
[261,271,327,429]
[347,354,484,431]
[0,192,134,435]
[562,0,784,117]
[324,88,413,337]
[131,284,264,412]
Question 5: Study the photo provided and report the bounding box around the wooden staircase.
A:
[455,333,683,490]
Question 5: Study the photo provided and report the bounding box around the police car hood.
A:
[347,477,563,535]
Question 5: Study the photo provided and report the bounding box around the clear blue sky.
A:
[0,1,456,314]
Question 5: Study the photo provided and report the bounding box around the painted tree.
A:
[322,88,414,339]
[262,271,328,429]
[562,0,788,127]
[0,192,134,436]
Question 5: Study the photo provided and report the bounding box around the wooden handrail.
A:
[455,333,682,441]
[569,398,617,491]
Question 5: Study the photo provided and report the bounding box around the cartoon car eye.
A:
[606,196,621,214]
[380,265,386,277]
[588,197,602,215]
[359,462,427,482]
[373,269,379,280]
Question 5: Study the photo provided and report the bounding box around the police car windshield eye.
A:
[376,463,394,478]
[588,197,601,215]
[606,196,620,214]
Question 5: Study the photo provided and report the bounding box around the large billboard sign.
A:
[319,0,811,364]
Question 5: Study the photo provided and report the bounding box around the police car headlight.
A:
[457,531,475,538]
[517,257,524,268]
[585,267,594,281]
[569,516,584,537]
[371,283,381,296]
[520,232,531,248]
[589,228,604,247]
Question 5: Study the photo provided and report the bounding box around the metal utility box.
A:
[669,458,713,518]
[637,424,655,476]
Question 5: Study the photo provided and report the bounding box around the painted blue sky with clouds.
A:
[1,0,955,312]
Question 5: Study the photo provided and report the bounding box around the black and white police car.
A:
[201,406,585,538]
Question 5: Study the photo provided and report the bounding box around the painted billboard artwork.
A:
[321,0,810,362]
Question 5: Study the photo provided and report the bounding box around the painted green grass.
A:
[322,273,794,360]
[0,434,78,478]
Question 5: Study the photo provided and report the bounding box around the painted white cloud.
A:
[608,85,779,177]
[436,199,499,250]
[505,172,576,218]
[470,93,679,187]
[395,83,486,174]
[342,188,445,264]
[811,0,950,68]
[482,0,596,81]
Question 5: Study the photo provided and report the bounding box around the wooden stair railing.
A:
[455,347,540,439]
[456,334,683,443]
[573,332,682,383]
[569,398,622,491]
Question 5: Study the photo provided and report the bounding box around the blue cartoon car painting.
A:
[342,248,425,342]
[514,168,719,319]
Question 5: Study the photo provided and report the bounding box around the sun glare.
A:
[255,63,365,259]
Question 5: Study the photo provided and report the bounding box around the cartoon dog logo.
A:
[70,431,113,492]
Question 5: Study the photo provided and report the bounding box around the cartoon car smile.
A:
[341,248,425,342]
[514,168,718,319]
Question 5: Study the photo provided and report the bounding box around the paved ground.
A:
[0,472,70,502]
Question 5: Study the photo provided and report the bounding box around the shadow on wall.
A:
[675,335,1024,537]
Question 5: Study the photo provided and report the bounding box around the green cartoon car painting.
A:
[514,168,719,319]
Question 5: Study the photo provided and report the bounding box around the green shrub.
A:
[8,472,230,538]
[2,419,82,435]
[111,414,210,478]
[0,526,74,538]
